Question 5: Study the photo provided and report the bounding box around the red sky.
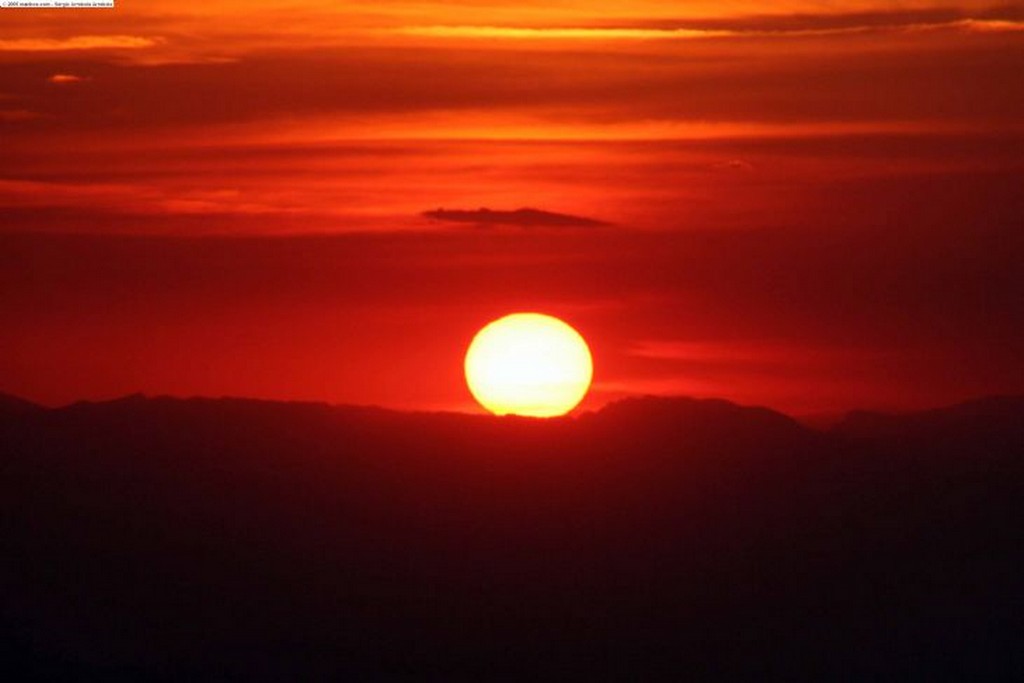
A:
[1,1,1022,414]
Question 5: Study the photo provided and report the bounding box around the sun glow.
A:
[465,313,593,418]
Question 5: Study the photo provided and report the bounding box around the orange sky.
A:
[1,1,1022,414]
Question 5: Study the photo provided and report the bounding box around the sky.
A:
[1,1,1022,415]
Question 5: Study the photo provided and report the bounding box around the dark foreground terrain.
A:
[2,393,1022,680]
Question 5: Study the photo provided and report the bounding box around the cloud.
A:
[398,6,1024,41]
[48,74,86,84]
[609,6,1024,34]
[0,179,299,220]
[0,35,158,52]
[422,207,610,228]
[399,26,734,40]
[1,32,1019,138]
[955,18,1024,33]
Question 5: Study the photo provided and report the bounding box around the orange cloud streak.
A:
[0,35,159,52]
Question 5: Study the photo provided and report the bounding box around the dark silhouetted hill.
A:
[833,395,1024,441]
[0,392,40,415]
[1,394,1021,680]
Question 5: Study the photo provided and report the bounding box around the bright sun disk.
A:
[465,313,593,417]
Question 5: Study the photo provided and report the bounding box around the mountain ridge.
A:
[2,388,1021,679]
[832,394,1024,439]
[4,389,1021,434]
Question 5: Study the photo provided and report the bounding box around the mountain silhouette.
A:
[1,394,1021,680]
[833,395,1024,440]
[0,392,41,415]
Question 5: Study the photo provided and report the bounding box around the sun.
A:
[465,313,593,417]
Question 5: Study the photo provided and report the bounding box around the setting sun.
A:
[465,313,593,417]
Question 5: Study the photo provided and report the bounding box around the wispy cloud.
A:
[48,74,87,84]
[423,207,609,228]
[399,16,1024,41]
[398,26,734,40]
[0,35,159,52]
[0,179,299,218]
[953,18,1024,33]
